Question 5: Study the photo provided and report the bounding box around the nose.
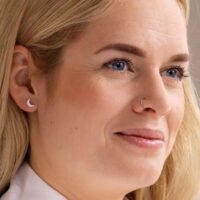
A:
[131,73,171,116]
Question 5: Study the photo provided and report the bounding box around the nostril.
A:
[144,107,155,112]
[114,132,123,135]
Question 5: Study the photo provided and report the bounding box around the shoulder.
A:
[0,161,67,200]
[0,162,29,200]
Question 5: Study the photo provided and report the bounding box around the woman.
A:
[0,0,200,199]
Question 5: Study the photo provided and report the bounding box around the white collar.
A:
[1,162,67,200]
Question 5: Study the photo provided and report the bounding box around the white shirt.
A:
[1,162,67,200]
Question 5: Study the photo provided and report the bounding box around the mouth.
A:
[114,129,165,149]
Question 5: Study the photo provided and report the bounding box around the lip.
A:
[117,128,165,140]
[114,128,165,149]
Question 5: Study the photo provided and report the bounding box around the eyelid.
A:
[103,57,136,72]
[161,65,189,80]
[102,57,190,80]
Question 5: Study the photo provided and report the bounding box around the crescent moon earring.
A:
[26,98,35,108]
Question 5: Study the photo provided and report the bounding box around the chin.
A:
[121,159,165,190]
[135,164,164,188]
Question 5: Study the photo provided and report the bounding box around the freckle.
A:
[49,120,55,126]
[57,144,64,150]
[74,127,78,131]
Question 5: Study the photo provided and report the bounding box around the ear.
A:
[9,45,38,112]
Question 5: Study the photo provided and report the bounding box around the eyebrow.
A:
[168,53,190,62]
[94,43,190,62]
[95,43,146,57]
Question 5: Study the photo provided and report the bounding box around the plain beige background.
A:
[188,3,200,197]
[188,0,200,99]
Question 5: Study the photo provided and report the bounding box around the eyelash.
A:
[103,58,189,80]
[162,66,189,80]
[103,58,135,73]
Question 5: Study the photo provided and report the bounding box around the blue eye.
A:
[103,58,133,72]
[162,66,188,80]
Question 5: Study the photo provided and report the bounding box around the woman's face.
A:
[29,0,188,198]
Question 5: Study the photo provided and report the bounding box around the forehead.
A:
[76,0,188,57]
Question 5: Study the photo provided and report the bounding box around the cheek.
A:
[40,72,133,165]
[166,91,185,155]
[49,71,137,159]
[44,72,123,145]
[58,72,130,126]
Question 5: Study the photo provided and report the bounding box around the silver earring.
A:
[26,98,35,108]
[140,97,146,108]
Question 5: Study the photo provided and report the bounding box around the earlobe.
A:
[9,45,37,112]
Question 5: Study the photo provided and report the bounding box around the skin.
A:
[9,0,189,200]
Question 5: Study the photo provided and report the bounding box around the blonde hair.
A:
[1,0,200,199]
